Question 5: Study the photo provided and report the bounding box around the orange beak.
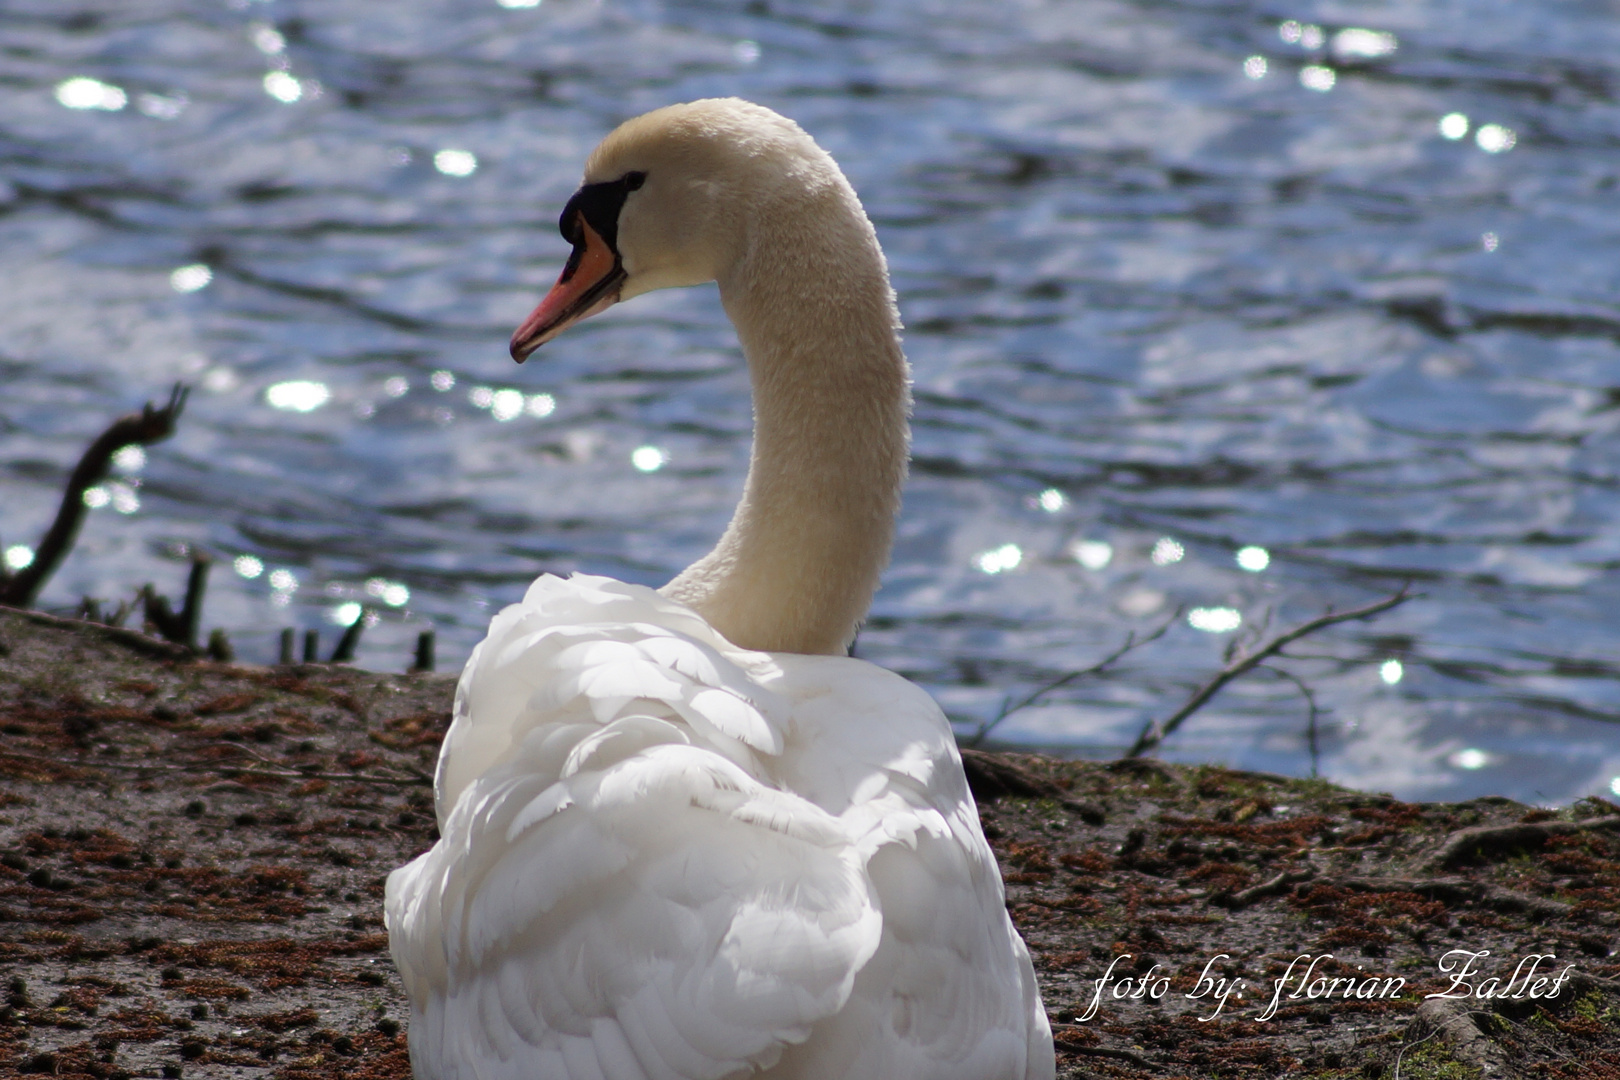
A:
[509,215,624,362]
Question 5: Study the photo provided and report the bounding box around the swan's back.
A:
[386,575,1052,1079]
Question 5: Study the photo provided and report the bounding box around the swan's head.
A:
[510,98,839,361]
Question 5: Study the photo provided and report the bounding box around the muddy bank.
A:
[1,608,1617,1079]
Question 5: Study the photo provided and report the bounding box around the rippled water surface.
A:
[5,0,1620,803]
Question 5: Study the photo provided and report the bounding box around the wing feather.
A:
[389,578,881,1080]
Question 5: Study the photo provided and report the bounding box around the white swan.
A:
[385,98,1055,1080]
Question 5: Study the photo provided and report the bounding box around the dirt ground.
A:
[2,606,1619,1080]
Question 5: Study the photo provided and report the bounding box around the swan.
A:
[384,98,1055,1080]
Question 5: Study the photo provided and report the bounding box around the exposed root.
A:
[1428,816,1620,870]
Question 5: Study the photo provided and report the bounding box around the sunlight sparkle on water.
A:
[734,40,761,64]
[431,370,455,391]
[1380,658,1404,685]
[526,393,555,417]
[496,0,540,7]
[263,71,302,103]
[1439,112,1469,140]
[268,569,298,592]
[331,602,363,626]
[469,386,494,409]
[4,545,34,571]
[383,376,409,397]
[1119,588,1164,617]
[109,483,139,514]
[1611,777,1620,798]
[1071,540,1113,570]
[491,389,525,421]
[1151,537,1184,565]
[1188,607,1242,633]
[266,380,330,412]
[365,578,410,607]
[250,22,286,54]
[631,446,666,472]
[203,367,237,393]
[973,544,1023,575]
[1279,21,1325,49]
[1236,545,1270,572]
[83,487,110,509]
[1243,56,1267,80]
[171,264,212,292]
[1449,748,1491,770]
[1331,29,1396,59]
[1482,232,1499,253]
[56,77,126,111]
[1037,488,1065,512]
[112,446,147,473]
[434,150,478,176]
[1299,66,1336,92]
[1476,124,1516,153]
[234,555,263,579]
[137,92,186,119]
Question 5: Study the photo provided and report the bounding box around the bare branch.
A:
[965,609,1180,748]
[1265,664,1325,778]
[1126,585,1417,759]
[0,384,189,608]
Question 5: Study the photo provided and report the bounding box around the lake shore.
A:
[2,607,1617,1079]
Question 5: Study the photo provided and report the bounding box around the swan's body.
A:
[385,99,1055,1080]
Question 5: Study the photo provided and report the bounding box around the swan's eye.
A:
[559,171,648,253]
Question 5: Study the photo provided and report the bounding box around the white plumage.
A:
[385,99,1054,1080]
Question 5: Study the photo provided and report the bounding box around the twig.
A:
[1391,1026,1443,1080]
[1265,665,1324,778]
[1049,1030,1160,1071]
[1126,585,1417,759]
[966,611,1179,747]
[0,384,189,608]
[1216,867,1316,909]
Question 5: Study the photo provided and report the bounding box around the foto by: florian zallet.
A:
[1076,949,1578,1022]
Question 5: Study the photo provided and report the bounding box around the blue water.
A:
[4,0,1620,804]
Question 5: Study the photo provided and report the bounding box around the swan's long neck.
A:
[660,184,909,656]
